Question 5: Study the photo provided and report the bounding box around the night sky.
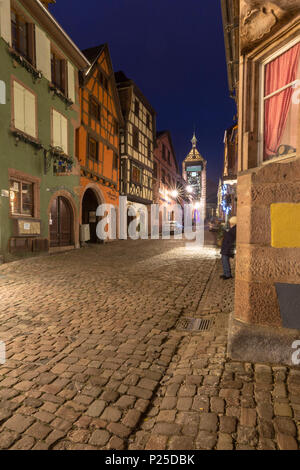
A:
[49,0,236,184]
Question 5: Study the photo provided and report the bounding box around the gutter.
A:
[220,0,239,99]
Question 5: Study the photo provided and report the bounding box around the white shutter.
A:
[0,80,6,104]
[52,109,61,148]
[13,81,25,132]
[35,26,51,81]
[24,90,36,138]
[0,0,11,45]
[61,114,68,154]
[67,61,75,103]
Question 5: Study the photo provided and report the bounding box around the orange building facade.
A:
[77,44,123,242]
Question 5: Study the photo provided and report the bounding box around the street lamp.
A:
[171,190,178,198]
[186,185,193,194]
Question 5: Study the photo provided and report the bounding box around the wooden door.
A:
[50,197,72,247]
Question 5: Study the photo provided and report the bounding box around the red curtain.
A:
[264,43,300,160]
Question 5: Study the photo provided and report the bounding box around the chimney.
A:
[40,0,56,9]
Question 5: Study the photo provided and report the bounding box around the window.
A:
[148,139,152,159]
[11,11,35,65]
[133,127,139,150]
[51,51,67,94]
[132,165,141,184]
[113,119,119,136]
[113,153,118,170]
[98,70,108,91]
[146,113,150,128]
[13,81,37,138]
[134,99,139,117]
[9,180,33,216]
[162,169,166,184]
[162,144,166,160]
[89,97,101,122]
[52,109,68,154]
[167,150,171,164]
[262,41,300,162]
[88,136,98,161]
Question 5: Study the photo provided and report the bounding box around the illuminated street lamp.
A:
[186,185,193,194]
[171,189,179,198]
[194,202,201,209]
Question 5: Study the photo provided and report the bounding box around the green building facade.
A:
[0,0,89,262]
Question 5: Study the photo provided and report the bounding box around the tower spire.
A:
[191,131,197,149]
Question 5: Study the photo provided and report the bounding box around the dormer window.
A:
[11,10,35,65]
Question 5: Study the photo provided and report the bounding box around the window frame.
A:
[11,9,36,66]
[9,178,34,217]
[132,126,139,150]
[12,79,38,139]
[131,164,142,185]
[51,49,67,95]
[88,135,99,161]
[134,99,139,117]
[89,96,101,122]
[258,37,300,166]
[113,152,118,171]
[51,108,68,155]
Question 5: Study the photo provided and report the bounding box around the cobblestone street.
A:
[0,240,299,450]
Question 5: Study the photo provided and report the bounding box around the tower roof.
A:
[184,132,205,163]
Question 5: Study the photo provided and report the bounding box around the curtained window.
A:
[263,42,300,161]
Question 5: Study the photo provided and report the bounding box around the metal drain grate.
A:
[176,317,214,331]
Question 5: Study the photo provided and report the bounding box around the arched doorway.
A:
[49,196,73,247]
[82,188,101,243]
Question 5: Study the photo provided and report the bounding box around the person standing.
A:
[220,216,237,280]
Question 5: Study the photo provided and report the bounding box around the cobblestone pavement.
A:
[0,239,299,450]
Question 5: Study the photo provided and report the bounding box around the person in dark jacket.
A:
[220,216,237,280]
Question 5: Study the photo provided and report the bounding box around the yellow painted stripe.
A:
[271,203,300,248]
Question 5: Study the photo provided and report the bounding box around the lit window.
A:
[263,42,300,161]
[10,180,33,216]
[132,165,141,184]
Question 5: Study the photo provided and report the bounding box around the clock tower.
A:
[182,132,207,220]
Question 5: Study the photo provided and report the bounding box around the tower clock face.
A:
[186,164,202,199]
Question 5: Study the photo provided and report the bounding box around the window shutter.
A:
[24,90,36,138]
[67,61,75,103]
[0,0,12,45]
[27,23,36,67]
[13,81,25,132]
[61,60,67,95]
[35,26,51,80]
[61,115,68,154]
[52,109,61,148]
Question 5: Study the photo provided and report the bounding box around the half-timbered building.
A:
[77,45,123,242]
[115,71,156,225]
[153,130,182,230]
